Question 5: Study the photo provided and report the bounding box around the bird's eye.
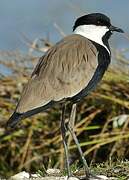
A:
[97,21,101,24]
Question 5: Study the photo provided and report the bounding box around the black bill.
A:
[109,25,124,33]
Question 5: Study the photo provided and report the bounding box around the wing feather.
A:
[16,34,98,113]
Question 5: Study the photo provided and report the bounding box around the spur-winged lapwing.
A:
[7,13,124,179]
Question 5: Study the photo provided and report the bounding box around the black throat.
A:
[102,31,112,53]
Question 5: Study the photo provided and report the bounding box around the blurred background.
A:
[0,0,129,178]
[0,0,129,51]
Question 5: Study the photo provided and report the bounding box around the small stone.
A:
[30,173,39,178]
[92,175,108,180]
[46,168,61,175]
[10,171,29,180]
[68,177,79,180]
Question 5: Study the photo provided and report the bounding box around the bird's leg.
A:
[68,103,90,179]
[60,104,71,177]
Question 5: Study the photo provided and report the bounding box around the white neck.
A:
[74,25,110,54]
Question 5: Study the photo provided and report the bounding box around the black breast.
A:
[70,42,111,103]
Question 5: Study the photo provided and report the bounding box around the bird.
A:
[7,13,124,179]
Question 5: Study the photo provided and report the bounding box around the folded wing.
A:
[16,34,98,113]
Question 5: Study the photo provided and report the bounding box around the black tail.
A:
[6,101,55,128]
[6,112,24,128]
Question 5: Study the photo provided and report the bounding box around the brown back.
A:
[16,34,98,113]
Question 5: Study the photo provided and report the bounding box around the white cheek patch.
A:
[74,25,110,54]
